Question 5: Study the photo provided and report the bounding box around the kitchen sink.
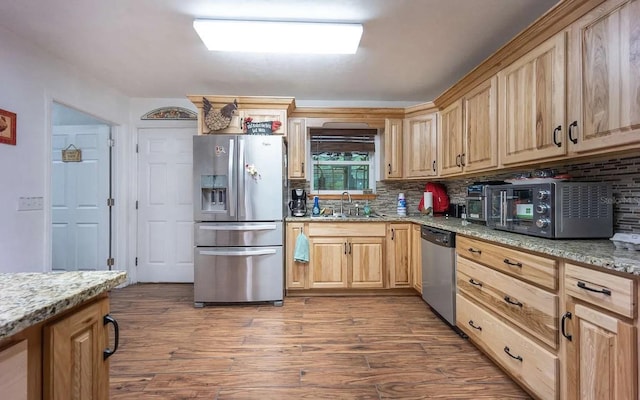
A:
[320,213,381,219]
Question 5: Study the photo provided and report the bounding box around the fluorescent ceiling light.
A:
[193,19,363,54]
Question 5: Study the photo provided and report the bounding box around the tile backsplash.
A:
[290,155,640,233]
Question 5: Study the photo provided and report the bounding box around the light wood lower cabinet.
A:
[0,294,117,400]
[44,297,113,400]
[297,223,386,290]
[411,224,422,293]
[562,262,638,400]
[285,222,308,289]
[387,223,411,288]
[457,294,559,400]
[0,340,28,400]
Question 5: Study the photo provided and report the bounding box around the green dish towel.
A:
[293,232,310,263]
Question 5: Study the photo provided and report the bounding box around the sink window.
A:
[309,128,376,194]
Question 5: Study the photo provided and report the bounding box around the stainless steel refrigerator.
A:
[193,135,286,307]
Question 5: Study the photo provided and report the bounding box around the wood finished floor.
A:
[108,284,531,399]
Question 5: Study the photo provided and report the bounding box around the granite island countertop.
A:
[0,270,127,340]
[287,215,640,277]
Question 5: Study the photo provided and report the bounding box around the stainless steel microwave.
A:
[486,181,613,239]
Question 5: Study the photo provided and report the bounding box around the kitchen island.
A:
[0,270,126,400]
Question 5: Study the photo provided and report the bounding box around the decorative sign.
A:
[0,108,17,146]
[245,121,274,135]
[62,144,82,162]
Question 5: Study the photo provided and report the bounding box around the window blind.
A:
[309,128,376,153]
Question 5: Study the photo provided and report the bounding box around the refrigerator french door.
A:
[193,135,285,307]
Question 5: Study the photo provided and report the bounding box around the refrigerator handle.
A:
[238,137,246,219]
[228,138,235,217]
[198,224,277,231]
[198,249,277,257]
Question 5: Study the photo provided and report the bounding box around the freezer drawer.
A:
[194,246,284,305]
[195,222,283,247]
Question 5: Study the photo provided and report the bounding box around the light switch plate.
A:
[18,196,44,211]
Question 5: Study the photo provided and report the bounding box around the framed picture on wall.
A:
[0,108,16,145]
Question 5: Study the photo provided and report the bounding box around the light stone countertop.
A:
[287,215,640,277]
[0,270,127,340]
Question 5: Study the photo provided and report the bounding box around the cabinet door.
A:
[438,99,464,176]
[411,224,422,293]
[0,340,27,400]
[464,76,498,173]
[44,298,110,400]
[287,118,306,179]
[349,237,384,288]
[241,109,287,135]
[383,119,403,179]
[564,299,637,400]
[567,0,640,153]
[404,114,437,178]
[286,223,307,289]
[387,224,411,288]
[308,237,348,288]
[499,32,567,165]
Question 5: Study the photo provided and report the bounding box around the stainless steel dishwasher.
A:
[421,225,457,327]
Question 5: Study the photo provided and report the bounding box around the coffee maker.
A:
[288,189,307,217]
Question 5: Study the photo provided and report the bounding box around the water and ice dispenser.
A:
[200,174,228,212]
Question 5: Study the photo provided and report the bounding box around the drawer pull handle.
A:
[469,279,483,287]
[504,346,523,362]
[504,296,523,307]
[467,248,482,254]
[468,320,482,331]
[577,281,611,296]
[561,312,572,341]
[503,259,522,267]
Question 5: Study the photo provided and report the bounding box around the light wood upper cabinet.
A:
[44,297,111,400]
[463,76,498,173]
[498,32,567,165]
[382,119,403,179]
[404,113,437,178]
[567,0,640,153]
[438,99,464,176]
[287,118,306,180]
[387,223,411,288]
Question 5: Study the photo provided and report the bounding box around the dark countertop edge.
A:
[0,271,127,340]
[286,216,640,277]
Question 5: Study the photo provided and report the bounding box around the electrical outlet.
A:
[17,196,44,211]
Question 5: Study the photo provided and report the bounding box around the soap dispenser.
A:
[312,196,321,216]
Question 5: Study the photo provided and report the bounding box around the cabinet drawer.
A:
[565,263,636,319]
[457,294,558,400]
[308,223,386,237]
[457,236,558,290]
[457,256,558,349]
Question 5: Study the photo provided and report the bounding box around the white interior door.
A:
[52,125,110,271]
[137,128,194,282]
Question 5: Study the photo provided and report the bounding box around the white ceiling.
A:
[0,0,558,106]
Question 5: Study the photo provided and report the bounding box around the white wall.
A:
[0,25,129,272]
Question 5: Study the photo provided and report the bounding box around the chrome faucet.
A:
[340,191,352,215]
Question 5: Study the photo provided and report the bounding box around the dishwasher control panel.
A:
[421,226,456,247]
